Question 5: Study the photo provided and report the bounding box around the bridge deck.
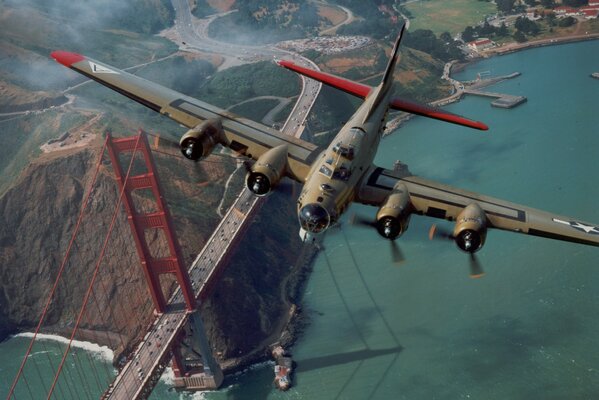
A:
[104,189,262,399]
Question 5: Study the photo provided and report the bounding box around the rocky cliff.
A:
[0,136,305,364]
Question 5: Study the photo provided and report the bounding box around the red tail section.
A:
[277,26,489,132]
[277,60,371,98]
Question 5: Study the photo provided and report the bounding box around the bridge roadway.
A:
[104,189,261,399]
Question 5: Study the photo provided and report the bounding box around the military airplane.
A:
[51,25,599,277]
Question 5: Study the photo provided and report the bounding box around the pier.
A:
[461,71,527,108]
[462,89,527,108]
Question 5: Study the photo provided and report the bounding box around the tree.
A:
[462,26,476,42]
[496,0,516,13]
[514,30,527,42]
[497,22,509,37]
[515,16,540,35]
[440,31,453,44]
[558,16,577,27]
[524,0,537,6]
[479,20,495,36]
[545,11,557,26]
[563,0,586,6]
[541,0,555,7]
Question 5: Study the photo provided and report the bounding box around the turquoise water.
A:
[2,40,598,399]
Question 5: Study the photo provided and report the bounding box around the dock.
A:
[462,89,527,108]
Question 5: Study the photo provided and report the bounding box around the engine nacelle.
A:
[246,144,288,196]
[375,183,411,240]
[179,119,224,161]
[453,203,487,253]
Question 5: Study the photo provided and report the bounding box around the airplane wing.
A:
[50,51,322,182]
[358,166,599,248]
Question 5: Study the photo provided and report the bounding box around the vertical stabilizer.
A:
[380,23,406,94]
[364,23,406,121]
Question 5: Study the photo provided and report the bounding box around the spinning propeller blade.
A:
[351,213,405,265]
[429,224,485,278]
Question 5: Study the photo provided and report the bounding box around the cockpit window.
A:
[319,164,332,177]
[332,165,351,181]
[332,142,355,160]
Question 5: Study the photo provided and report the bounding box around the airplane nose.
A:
[299,203,330,234]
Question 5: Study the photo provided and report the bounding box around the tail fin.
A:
[380,23,406,94]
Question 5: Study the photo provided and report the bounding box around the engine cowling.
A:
[179,119,224,161]
[453,203,487,253]
[246,144,288,196]
[375,183,411,240]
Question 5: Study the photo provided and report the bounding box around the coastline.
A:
[219,244,318,375]
[223,31,599,376]
[484,32,599,57]
[385,33,599,134]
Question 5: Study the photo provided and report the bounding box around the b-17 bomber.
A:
[51,25,599,277]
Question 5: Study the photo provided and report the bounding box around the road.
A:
[105,188,261,399]
[319,2,355,36]
[170,0,321,138]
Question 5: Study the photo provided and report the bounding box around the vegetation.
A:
[136,56,215,99]
[272,101,295,125]
[0,0,177,94]
[496,0,516,13]
[198,61,300,108]
[558,16,577,28]
[563,0,587,6]
[404,29,465,62]
[229,98,281,122]
[515,16,541,36]
[191,0,219,18]
[336,19,398,39]
[208,1,320,44]
[333,0,400,39]
[462,20,510,42]
[401,0,496,35]
[15,0,175,35]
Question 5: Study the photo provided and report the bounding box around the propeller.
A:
[390,240,405,265]
[350,213,405,265]
[429,224,485,279]
[145,131,180,154]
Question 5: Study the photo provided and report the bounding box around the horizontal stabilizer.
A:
[276,59,488,131]
[277,60,371,99]
[390,97,489,131]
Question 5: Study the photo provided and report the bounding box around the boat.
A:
[272,346,293,391]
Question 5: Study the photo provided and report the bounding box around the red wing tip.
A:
[50,50,85,67]
[277,59,293,67]
[475,121,489,131]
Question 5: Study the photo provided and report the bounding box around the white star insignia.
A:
[571,222,599,234]
[552,218,599,235]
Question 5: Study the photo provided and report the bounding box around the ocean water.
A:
[1,40,598,399]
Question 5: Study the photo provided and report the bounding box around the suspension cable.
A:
[6,137,109,400]
[45,134,142,400]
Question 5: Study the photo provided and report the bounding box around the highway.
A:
[171,0,321,137]
[104,189,261,399]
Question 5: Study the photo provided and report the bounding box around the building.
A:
[467,38,495,52]
[590,0,599,7]
[554,6,580,16]
[581,8,598,18]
